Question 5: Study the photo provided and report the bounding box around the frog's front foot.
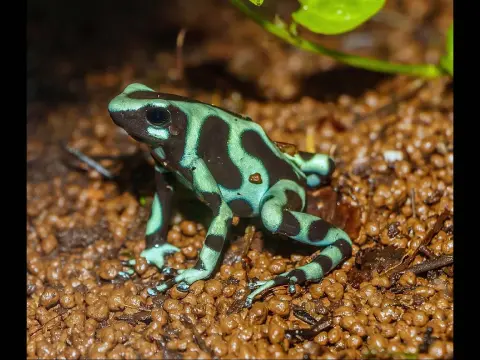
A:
[118,268,135,279]
[245,275,300,307]
[140,243,180,269]
[244,279,283,308]
[119,243,180,280]
[147,268,210,296]
[244,279,277,307]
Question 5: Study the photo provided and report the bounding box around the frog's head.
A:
[108,83,188,148]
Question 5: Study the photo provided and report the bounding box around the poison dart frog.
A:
[108,83,352,308]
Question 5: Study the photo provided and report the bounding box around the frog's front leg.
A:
[245,180,352,307]
[125,166,179,276]
[148,159,232,295]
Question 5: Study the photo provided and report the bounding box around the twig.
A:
[423,210,451,247]
[389,255,452,294]
[292,305,318,326]
[242,225,256,258]
[181,315,215,358]
[285,316,333,341]
[385,210,451,278]
[29,309,70,338]
[407,255,453,275]
[175,28,187,81]
[64,146,115,179]
[418,245,435,259]
[411,188,416,218]
[419,327,434,353]
[312,317,333,333]
[115,310,152,325]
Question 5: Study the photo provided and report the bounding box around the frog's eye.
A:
[146,107,171,126]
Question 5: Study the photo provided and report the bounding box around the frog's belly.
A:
[220,182,267,218]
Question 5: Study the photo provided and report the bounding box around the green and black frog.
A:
[108,83,352,308]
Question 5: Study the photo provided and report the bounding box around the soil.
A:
[27,0,453,359]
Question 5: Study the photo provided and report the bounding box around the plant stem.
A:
[230,0,445,78]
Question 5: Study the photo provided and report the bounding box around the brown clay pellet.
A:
[325,283,344,301]
[309,283,324,299]
[204,279,223,298]
[268,321,285,344]
[268,259,286,274]
[60,293,76,309]
[40,288,60,308]
[346,334,363,349]
[326,326,341,345]
[86,300,109,321]
[41,234,58,255]
[268,297,290,316]
[220,315,238,334]
[188,280,205,295]
[248,302,268,325]
[98,260,121,280]
[368,334,388,351]
[180,221,198,236]
[238,342,257,358]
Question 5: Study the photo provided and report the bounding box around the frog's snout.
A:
[108,108,124,127]
[108,100,128,129]
[107,107,148,144]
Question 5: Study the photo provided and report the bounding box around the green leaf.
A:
[440,23,453,76]
[292,0,385,35]
[248,0,264,5]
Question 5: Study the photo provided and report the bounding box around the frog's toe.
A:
[148,277,177,295]
[161,266,175,276]
[248,279,268,290]
[288,282,297,295]
[244,298,254,309]
[120,259,135,267]
[128,259,136,266]
[147,287,159,296]
[173,268,210,287]
[246,278,292,306]
[118,269,135,279]
[286,277,300,295]
[245,279,276,305]
[140,243,180,270]
[176,281,190,292]
[246,268,313,305]
[147,268,210,297]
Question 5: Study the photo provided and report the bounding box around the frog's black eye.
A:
[146,107,171,126]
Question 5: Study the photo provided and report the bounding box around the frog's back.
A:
[191,105,304,217]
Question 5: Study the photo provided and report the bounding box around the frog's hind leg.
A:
[246,180,352,307]
[287,152,335,189]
